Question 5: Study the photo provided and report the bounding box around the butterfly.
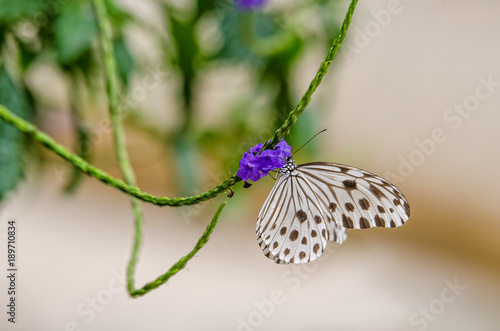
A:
[256,156,410,264]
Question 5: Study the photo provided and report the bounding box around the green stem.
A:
[92,0,135,186]
[91,0,147,296]
[129,201,226,297]
[0,104,239,206]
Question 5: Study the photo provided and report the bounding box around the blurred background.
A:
[1,0,499,330]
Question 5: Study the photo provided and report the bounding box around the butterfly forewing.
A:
[297,162,410,229]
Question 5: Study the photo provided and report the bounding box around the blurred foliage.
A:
[0,65,30,201]
[0,0,342,200]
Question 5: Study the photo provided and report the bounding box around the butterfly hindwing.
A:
[257,173,329,264]
[330,222,347,244]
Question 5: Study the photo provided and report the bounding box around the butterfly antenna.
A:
[293,129,327,155]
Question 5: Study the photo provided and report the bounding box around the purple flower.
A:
[248,143,263,155]
[236,154,265,182]
[237,139,292,182]
[275,139,292,159]
[256,150,281,172]
[235,0,268,11]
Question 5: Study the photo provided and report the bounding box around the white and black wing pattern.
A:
[256,158,410,265]
[297,162,410,230]
[257,173,330,264]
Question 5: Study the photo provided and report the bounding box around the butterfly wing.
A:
[330,222,348,244]
[297,162,410,230]
[257,173,329,264]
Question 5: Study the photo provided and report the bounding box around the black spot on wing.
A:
[404,201,411,217]
[359,198,370,210]
[329,202,337,212]
[296,210,307,223]
[343,180,357,189]
[370,185,384,199]
[359,217,370,229]
[342,215,354,228]
[374,215,385,227]
[345,203,355,212]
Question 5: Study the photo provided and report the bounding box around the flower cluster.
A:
[235,0,268,11]
[236,140,292,182]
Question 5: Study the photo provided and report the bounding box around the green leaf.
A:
[17,37,39,70]
[113,37,134,87]
[0,25,5,50]
[54,2,97,65]
[168,14,199,107]
[196,0,218,19]
[0,66,30,201]
[0,0,41,22]
[104,0,132,29]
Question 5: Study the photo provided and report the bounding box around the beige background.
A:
[1,0,500,330]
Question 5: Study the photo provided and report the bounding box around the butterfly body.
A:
[277,156,298,175]
[257,156,410,264]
